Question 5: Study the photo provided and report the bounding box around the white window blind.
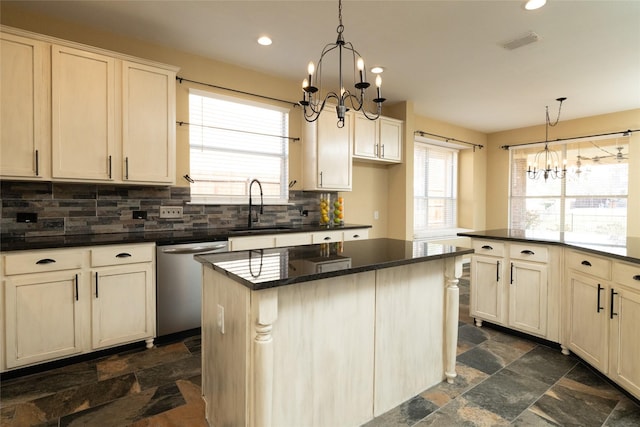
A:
[414,142,458,239]
[189,89,289,204]
[509,137,628,244]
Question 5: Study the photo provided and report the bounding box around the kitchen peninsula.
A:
[195,239,472,427]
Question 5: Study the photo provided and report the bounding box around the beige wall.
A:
[487,109,640,236]
[3,3,636,239]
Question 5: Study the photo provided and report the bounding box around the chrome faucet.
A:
[248,179,263,228]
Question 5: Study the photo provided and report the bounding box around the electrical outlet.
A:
[374,210,379,220]
[159,206,183,219]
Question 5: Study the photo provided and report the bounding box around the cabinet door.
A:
[509,260,547,336]
[4,271,84,368]
[0,33,49,179]
[379,117,402,162]
[122,61,176,184]
[52,45,115,181]
[353,112,378,159]
[91,263,154,349]
[567,272,609,373]
[470,255,505,324]
[316,108,352,190]
[609,286,640,399]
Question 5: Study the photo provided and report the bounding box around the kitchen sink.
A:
[228,226,295,234]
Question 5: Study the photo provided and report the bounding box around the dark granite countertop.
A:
[195,238,474,291]
[0,223,372,252]
[457,229,640,264]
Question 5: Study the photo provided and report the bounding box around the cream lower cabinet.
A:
[1,243,156,372]
[90,244,155,350]
[565,251,640,399]
[469,239,559,341]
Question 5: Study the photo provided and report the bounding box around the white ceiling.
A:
[9,0,640,133]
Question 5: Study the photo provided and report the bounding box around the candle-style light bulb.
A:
[302,78,308,89]
[375,75,382,99]
[307,62,315,86]
[357,57,364,83]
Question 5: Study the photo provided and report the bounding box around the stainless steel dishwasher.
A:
[156,240,228,336]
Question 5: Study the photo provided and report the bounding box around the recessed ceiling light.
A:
[257,36,272,46]
[524,0,546,10]
[370,66,384,74]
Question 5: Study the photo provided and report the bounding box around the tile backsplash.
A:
[0,181,323,238]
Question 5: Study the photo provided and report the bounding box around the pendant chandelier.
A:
[527,97,568,181]
[299,0,385,128]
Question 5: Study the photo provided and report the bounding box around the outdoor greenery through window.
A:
[188,89,289,204]
[414,142,458,239]
[509,137,629,245]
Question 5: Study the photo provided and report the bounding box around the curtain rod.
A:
[414,130,484,151]
[500,129,638,150]
[176,76,299,108]
[177,121,300,142]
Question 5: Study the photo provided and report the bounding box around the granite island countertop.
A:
[457,229,640,264]
[194,238,473,290]
[0,223,372,252]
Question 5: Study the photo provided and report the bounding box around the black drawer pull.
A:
[36,258,56,265]
[610,288,618,319]
[353,234,360,238]
[115,252,132,258]
[581,260,592,267]
[633,275,640,281]
[520,250,535,255]
[597,284,604,313]
[481,245,493,250]
[324,237,331,241]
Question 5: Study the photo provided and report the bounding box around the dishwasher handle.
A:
[161,244,227,254]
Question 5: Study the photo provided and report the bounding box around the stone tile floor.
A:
[1,277,639,426]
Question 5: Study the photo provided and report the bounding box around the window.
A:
[189,89,289,204]
[509,137,628,244]
[413,142,458,239]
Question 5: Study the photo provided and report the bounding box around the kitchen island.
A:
[195,238,472,427]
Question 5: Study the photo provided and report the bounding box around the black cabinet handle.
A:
[610,288,618,319]
[125,157,129,180]
[496,260,500,282]
[581,260,592,267]
[481,245,493,250]
[115,252,132,258]
[324,236,331,241]
[520,249,535,255]
[510,262,514,285]
[35,150,39,176]
[633,275,640,281]
[108,155,112,179]
[353,234,360,239]
[597,284,604,313]
[75,274,79,301]
[381,144,385,158]
[36,258,56,265]
[95,272,99,298]
[319,171,323,187]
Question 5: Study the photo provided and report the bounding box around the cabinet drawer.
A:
[613,262,640,289]
[343,228,369,241]
[229,235,275,251]
[566,250,611,280]
[312,230,344,244]
[3,249,84,275]
[509,243,548,263]
[275,233,312,248]
[91,244,153,267]
[472,240,505,257]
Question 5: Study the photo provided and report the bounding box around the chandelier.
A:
[299,0,385,128]
[527,97,568,181]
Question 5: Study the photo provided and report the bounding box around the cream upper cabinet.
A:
[303,105,353,191]
[0,32,50,180]
[51,44,116,181]
[353,113,402,163]
[1,27,178,185]
[122,61,176,184]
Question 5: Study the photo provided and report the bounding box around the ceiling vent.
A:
[502,31,540,50]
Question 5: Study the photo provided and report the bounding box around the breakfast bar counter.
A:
[195,238,472,427]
